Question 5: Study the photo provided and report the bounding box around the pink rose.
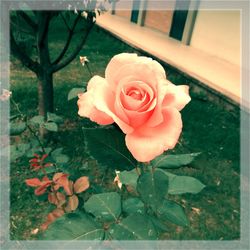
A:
[78,53,191,162]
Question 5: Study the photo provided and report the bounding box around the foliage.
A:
[41,123,205,240]
[9,24,240,241]
[10,2,104,115]
[10,86,205,240]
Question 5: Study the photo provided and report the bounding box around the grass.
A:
[9,17,240,241]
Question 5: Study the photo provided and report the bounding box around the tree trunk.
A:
[36,11,53,117]
[37,70,53,116]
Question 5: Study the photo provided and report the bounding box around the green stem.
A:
[85,63,93,78]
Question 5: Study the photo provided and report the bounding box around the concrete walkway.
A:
[97,14,241,106]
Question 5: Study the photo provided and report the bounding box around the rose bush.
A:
[78,53,191,162]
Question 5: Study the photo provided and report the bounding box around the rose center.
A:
[127,89,143,100]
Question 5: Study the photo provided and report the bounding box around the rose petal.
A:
[125,108,182,162]
[92,77,134,134]
[113,63,159,92]
[146,80,169,127]
[163,83,191,111]
[106,53,166,90]
[78,76,114,125]
[105,53,138,89]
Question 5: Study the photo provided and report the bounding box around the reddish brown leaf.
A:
[41,154,48,161]
[34,179,52,196]
[48,192,66,207]
[65,180,74,196]
[52,208,65,218]
[48,193,57,205]
[74,176,89,194]
[53,173,68,182]
[25,178,42,187]
[53,173,72,195]
[65,195,79,212]
[42,176,51,182]
[41,208,65,231]
[44,163,53,167]
[29,158,38,163]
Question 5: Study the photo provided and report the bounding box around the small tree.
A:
[10,6,98,116]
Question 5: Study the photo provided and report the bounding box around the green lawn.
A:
[10,18,240,241]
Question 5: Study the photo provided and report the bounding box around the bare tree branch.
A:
[37,11,51,46]
[60,12,71,32]
[52,22,94,73]
[18,11,37,32]
[10,31,39,73]
[52,14,81,65]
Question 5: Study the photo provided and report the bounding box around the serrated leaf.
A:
[152,153,201,169]
[118,168,139,190]
[42,213,104,240]
[83,127,136,170]
[68,88,85,101]
[84,192,121,222]
[108,213,157,240]
[29,115,44,125]
[156,169,205,195]
[137,169,168,210]
[122,198,145,215]
[156,200,189,227]
[47,112,63,124]
[44,122,58,132]
[10,122,26,135]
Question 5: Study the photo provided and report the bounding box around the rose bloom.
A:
[78,53,191,162]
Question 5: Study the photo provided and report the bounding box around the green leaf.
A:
[54,154,69,164]
[156,200,189,227]
[43,213,104,240]
[29,115,44,125]
[152,153,201,169]
[108,213,158,240]
[137,169,168,210]
[10,143,30,162]
[68,88,85,101]
[44,122,58,132]
[149,216,169,232]
[168,175,205,195]
[84,192,121,222]
[51,148,70,166]
[118,168,139,189]
[51,147,64,156]
[83,127,137,170]
[122,198,145,215]
[47,112,63,124]
[156,169,205,195]
[10,122,26,135]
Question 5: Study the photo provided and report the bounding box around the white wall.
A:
[190,10,240,66]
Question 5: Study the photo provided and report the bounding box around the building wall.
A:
[190,10,241,66]
[144,10,174,34]
[114,0,133,20]
[142,0,176,33]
